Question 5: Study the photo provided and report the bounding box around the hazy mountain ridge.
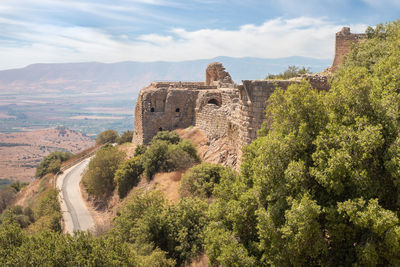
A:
[0,56,331,87]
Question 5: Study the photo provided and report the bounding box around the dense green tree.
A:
[141,132,200,180]
[165,140,200,171]
[35,151,73,177]
[0,205,33,228]
[30,189,62,232]
[179,163,230,198]
[0,221,141,266]
[134,144,147,156]
[142,140,169,180]
[151,131,181,145]
[83,145,125,198]
[96,129,119,145]
[117,130,133,144]
[205,21,400,266]
[112,191,207,266]
[114,156,144,198]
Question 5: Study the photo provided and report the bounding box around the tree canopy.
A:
[96,129,119,145]
[35,151,73,178]
[205,20,400,266]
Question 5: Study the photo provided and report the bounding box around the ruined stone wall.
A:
[133,91,144,144]
[194,89,240,140]
[132,26,362,167]
[133,62,331,168]
[234,80,292,160]
[132,83,201,144]
[332,27,366,71]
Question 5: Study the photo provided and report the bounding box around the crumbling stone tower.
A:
[332,27,366,71]
[205,62,234,86]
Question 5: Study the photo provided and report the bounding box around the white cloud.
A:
[0,16,367,69]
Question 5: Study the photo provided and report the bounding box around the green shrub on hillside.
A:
[165,141,199,171]
[180,163,230,198]
[0,187,17,214]
[0,205,33,228]
[96,129,119,145]
[134,144,147,156]
[35,151,73,178]
[142,140,169,180]
[117,130,133,144]
[30,189,62,233]
[114,156,144,199]
[151,130,180,145]
[83,145,125,198]
[266,65,311,80]
[112,191,207,266]
[0,222,143,266]
[140,132,200,180]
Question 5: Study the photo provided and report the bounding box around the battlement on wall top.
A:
[150,81,218,90]
[336,27,366,39]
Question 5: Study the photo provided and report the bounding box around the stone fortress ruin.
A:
[332,27,366,71]
[133,27,365,168]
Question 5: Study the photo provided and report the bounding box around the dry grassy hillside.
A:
[0,128,94,182]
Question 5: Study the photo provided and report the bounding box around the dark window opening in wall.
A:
[159,127,163,131]
[208,99,220,106]
[176,108,180,112]
[151,107,155,112]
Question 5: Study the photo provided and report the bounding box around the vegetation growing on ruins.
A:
[2,20,400,266]
[266,65,312,80]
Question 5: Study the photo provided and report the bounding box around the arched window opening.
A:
[176,108,180,112]
[208,99,220,106]
[151,107,155,112]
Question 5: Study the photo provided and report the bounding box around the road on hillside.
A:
[56,158,95,234]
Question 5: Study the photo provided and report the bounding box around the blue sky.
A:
[0,0,399,70]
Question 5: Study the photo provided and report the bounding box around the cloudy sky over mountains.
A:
[1,0,399,70]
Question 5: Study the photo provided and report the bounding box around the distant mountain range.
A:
[0,56,332,135]
[0,56,331,92]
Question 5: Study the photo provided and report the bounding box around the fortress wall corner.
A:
[133,84,199,144]
[236,80,293,160]
[132,90,145,145]
[332,27,366,71]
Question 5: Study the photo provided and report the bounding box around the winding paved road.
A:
[56,158,95,234]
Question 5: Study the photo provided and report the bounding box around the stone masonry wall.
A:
[133,77,331,167]
[195,89,240,140]
[332,27,366,71]
[133,83,200,144]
